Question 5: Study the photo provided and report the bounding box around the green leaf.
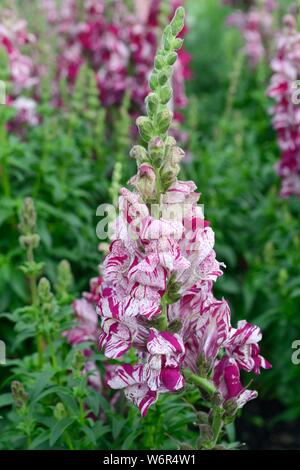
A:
[49,417,75,447]
[0,394,14,408]
[30,371,55,402]
[29,430,51,450]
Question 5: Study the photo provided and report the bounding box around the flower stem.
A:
[27,245,44,367]
[159,295,168,331]
[183,369,216,395]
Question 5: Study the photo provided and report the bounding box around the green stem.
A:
[183,369,216,396]
[47,332,58,370]
[27,246,44,367]
[158,295,168,331]
[78,394,86,424]
[0,163,11,197]
[64,431,74,450]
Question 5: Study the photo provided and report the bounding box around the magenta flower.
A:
[213,357,258,409]
[225,320,272,374]
[63,298,98,345]
[267,15,300,197]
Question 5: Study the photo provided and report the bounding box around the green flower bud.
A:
[173,37,184,50]
[56,260,73,298]
[19,197,37,235]
[146,93,159,117]
[170,7,185,36]
[163,25,173,51]
[38,277,53,304]
[149,72,158,90]
[19,234,40,249]
[154,54,165,70]
[11,381,28,409]
[148,137,164,166]
[156,108,173,133]
[54,402,67,421]
[166,52,178,66]
[130,145,149,164]
[136,116,154,142]
[129,163,157,202]
[158,72,168,86]
[159,85,172,105]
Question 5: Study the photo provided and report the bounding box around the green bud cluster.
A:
[37,277,56,316]
[19,197,40,253]
[131,7,186,204]
[55,260,73,303]
[54,402,67,421]
[11,381,29,409]
[18,198,44,279]
[19,197,37,236]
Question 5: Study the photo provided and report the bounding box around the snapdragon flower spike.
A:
[225,0,276,67]
[98,7,270,418]
[0,9,39,126]
[267,15,300,197]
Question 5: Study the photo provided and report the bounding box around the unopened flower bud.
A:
[129,163,157,201]
[136,116,153,142]
[37,278,54,309]
[173,38,184,50]
[19,197,37,235]
[19,233,40,249]
[167,52,177,66]
[56,260,73,298]
[146,93,159,117]
[11,381,28,409]
[159,85,172,105]
[54,402,67,421]
[163,25,173,50]
[148,137,164,165]
[156,108,173,133]
[154,54,164,70]
[158,72,168,86]
[170,7,185,36]
[149,72,158,90]
[130,145,148,164]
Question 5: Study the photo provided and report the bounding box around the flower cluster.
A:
[267,14,300,197]
[41,0,190,123]
[225,0,277,67]
[0,8,39,125]
[97,7,270,418]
